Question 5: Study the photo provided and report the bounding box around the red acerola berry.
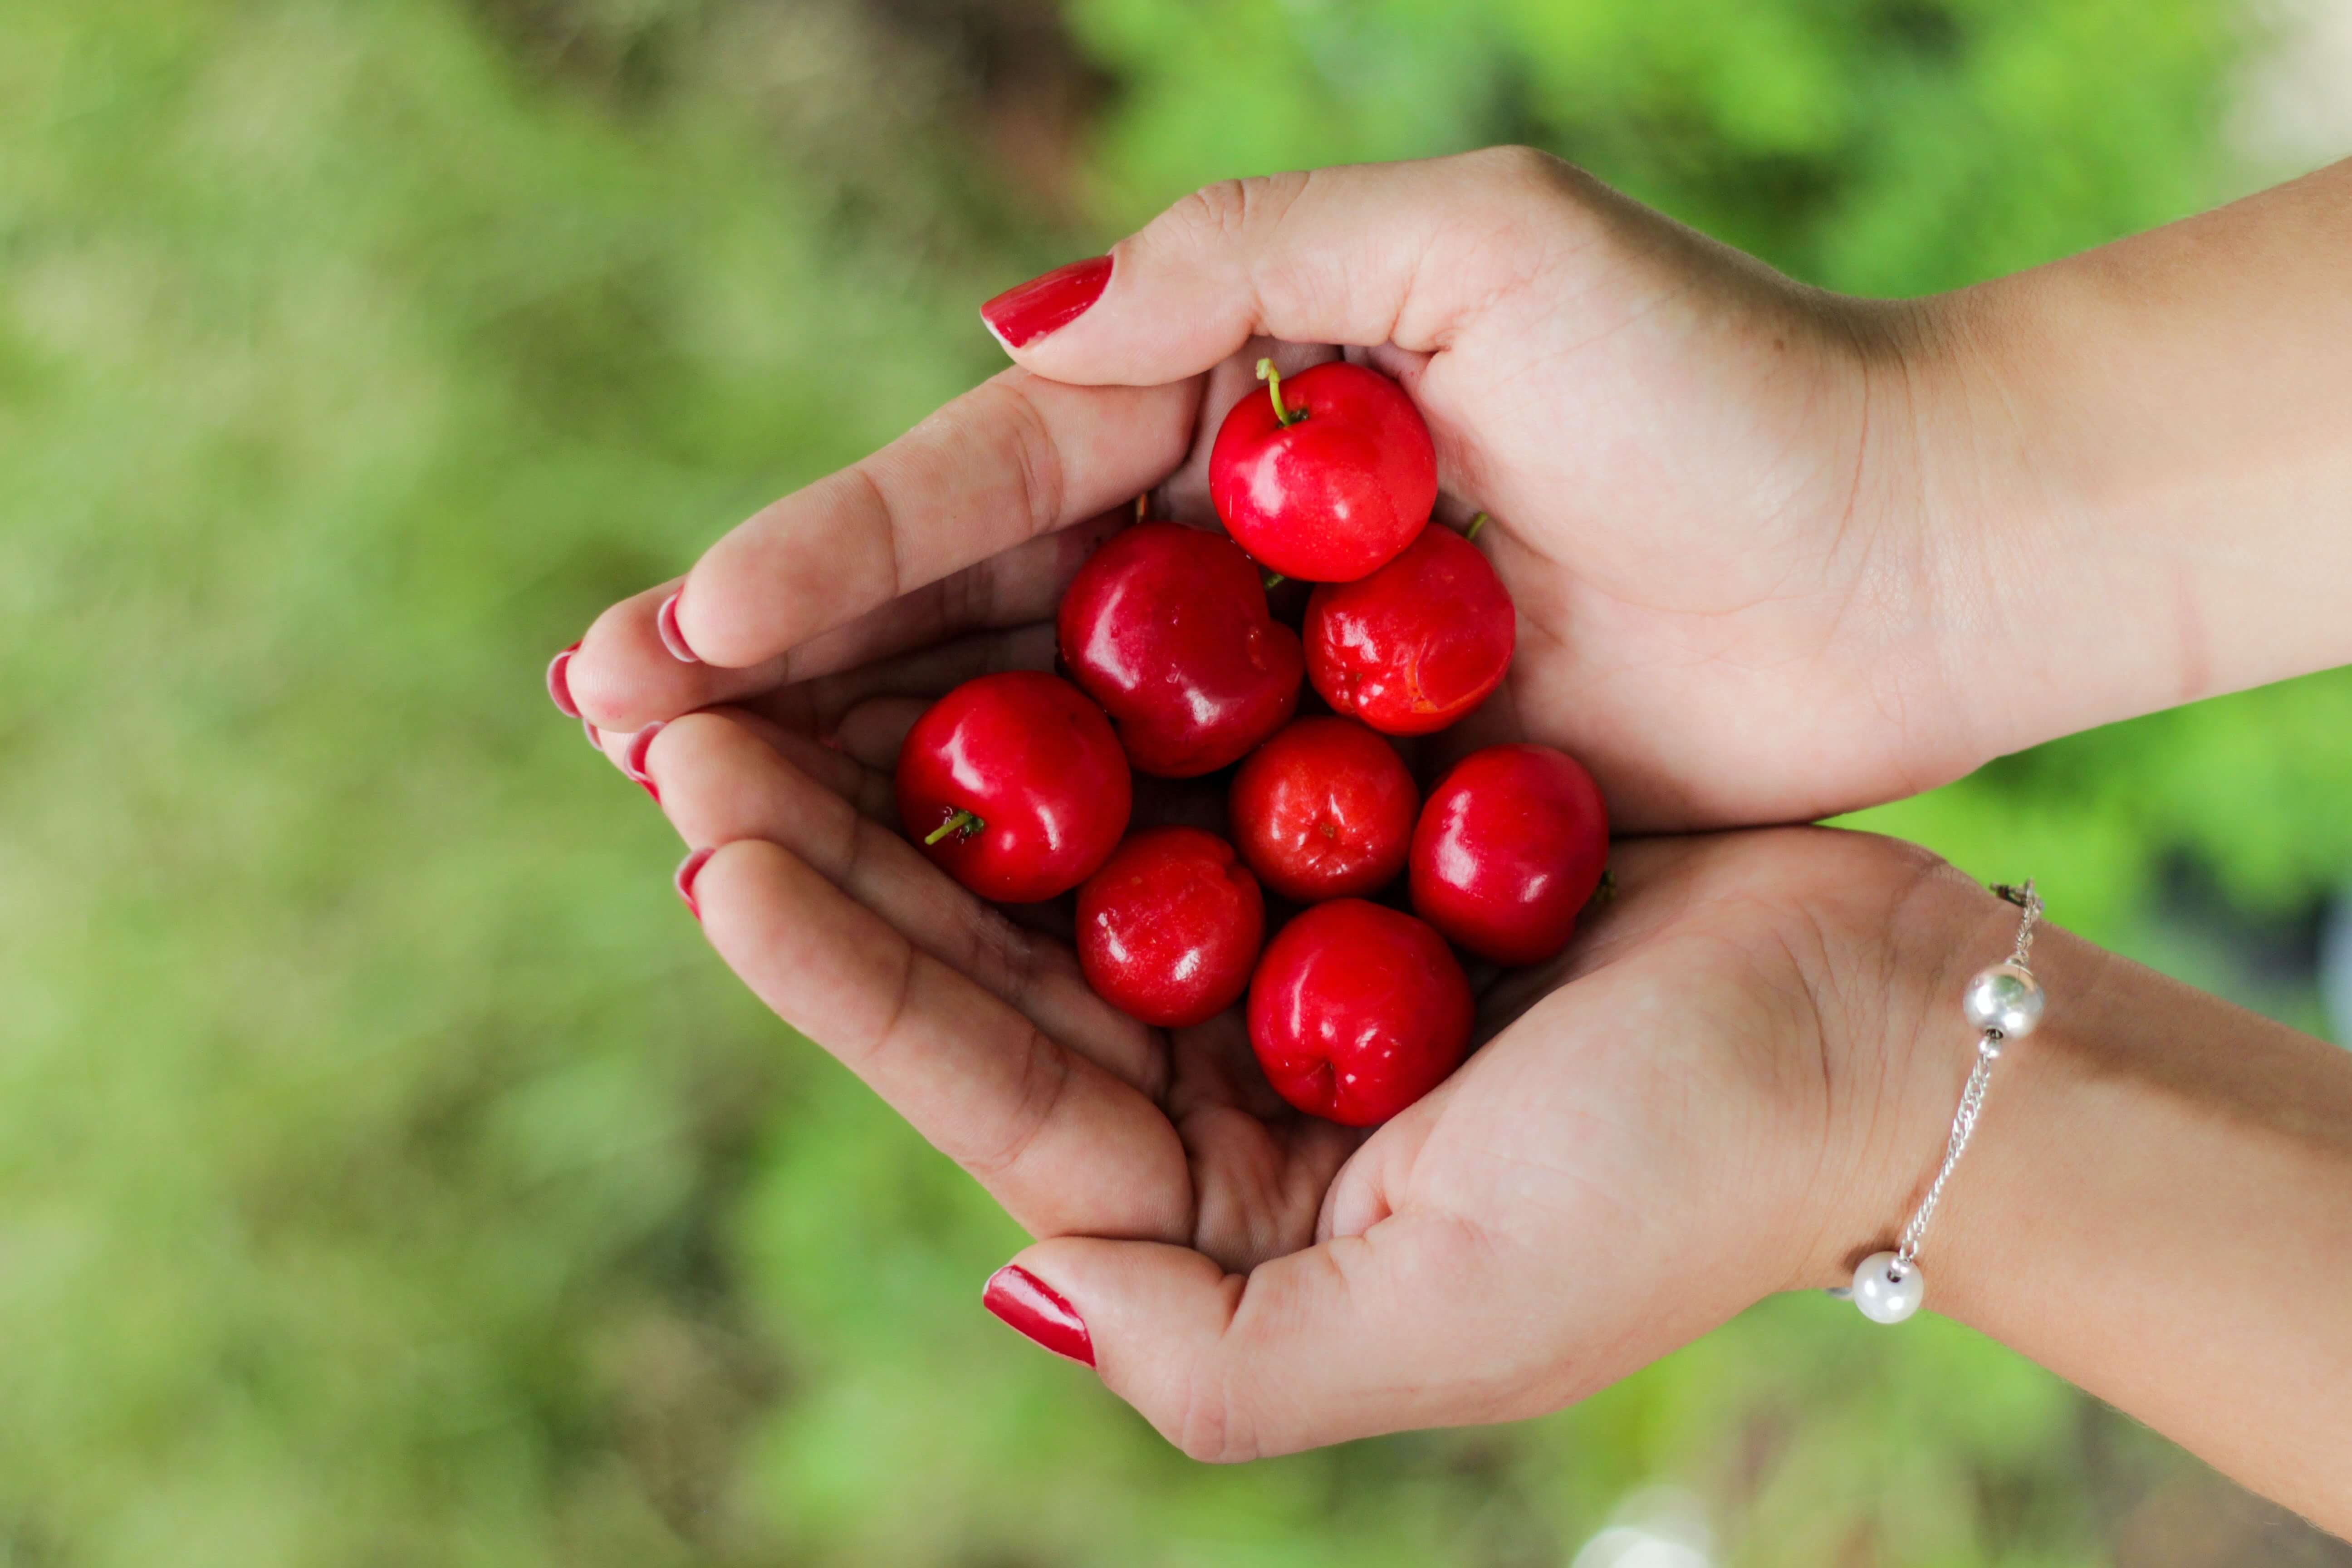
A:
[1057,522,1304,776]
[1246,899,1473,1126]
[896,671,1132,903]
[1305,523,1516,735]
[1228,717,1418,903]
[1409,744,1608,965]
[1208,359,1439,583]
[1076,828,1265,1028]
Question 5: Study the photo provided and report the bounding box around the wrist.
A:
[1823,289,2026,791]
[1782,851,2035,1294]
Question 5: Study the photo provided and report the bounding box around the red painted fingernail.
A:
[982,1264,1094,1367]
[675,846,715,919]
[624,721,665,802]
[546,641,582,718]
[583,716,603,750]
[980,256,1112,351]
[657,592,700,664]
[623,721,665,782]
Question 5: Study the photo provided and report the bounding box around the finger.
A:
[567,509,1126,734]
[826,697,926,774]
[742,622,1056,739]
[671,372,1199,668]
[654,712,1164,1094]
[993,149,1576,386]
[693,838,1191,1242]
[597,707,880,812]
[994,1212,1542,1460]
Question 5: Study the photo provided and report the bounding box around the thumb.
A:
[981,149,1577,384]
[981,1213,1539,1462]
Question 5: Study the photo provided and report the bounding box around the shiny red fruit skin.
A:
[1077,828,1265,1028]
[1208,361,1439,583]
[1305,525,1516,735]
[1057,523,1304,776]
[896,671,1132,903]
[1228,717,1418,903]
[1410,744,1608,965]
[1247,899,1473,1127]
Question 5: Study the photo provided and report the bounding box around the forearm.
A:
[1882,893,2352,1532]
[1920,157,2352,757]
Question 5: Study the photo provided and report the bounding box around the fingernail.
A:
[982,1264,1095,1367]
[657,592,700,664]
[980,256,1112,351]
[546,641,582,718]
[583,717,603,750]
[625,721,666,802]
[675,846,715,919]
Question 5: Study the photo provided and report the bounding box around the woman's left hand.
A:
[611,687,1991,1460]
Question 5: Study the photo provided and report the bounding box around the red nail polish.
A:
[657,593,700,664]
[980,256,1112,351]
[546,641,582,718]
[624,721,666,785]
[982,1264,1095,1367]
[675,846,715,919]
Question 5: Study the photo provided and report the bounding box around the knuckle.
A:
[968,1029,1070,1180]
[973,375,1065,538]
[1161,170,1312,250]
[1470,143,1573,191]
[1168,1366,1249,1465]
[1165,177,1253,244]
[956,896,1038,1000]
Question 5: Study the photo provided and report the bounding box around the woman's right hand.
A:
[640,699,2352,1533]
[635,692,1998,1459]
[562,147,1991,831]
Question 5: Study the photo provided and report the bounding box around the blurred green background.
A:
[5,0,2349,1563]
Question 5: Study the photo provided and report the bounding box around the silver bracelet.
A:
[1832,879,2046,1324]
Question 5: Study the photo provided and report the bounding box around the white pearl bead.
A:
[1962,961,2044,1039]
[1851,1250,1925,1324]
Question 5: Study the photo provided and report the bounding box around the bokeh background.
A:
[6,0,2351,1563]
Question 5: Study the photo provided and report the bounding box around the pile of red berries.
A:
[897,359,1608,1127]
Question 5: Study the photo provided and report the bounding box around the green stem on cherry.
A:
[1262,568,1286,592]
[1589,868,1617,905]
[1257,358,1305,428]
[1463,511,1490,543]
[924,809,985,846]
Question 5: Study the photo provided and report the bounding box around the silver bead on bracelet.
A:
[1833,880,2045,1325]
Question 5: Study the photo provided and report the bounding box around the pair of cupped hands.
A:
[560,150,2042,1460]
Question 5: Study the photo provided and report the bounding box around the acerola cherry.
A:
[1228,717,1417,903]
[1247,899,1473,1127]
[1410,744,1608,965]
[1076,828,1265,1028]
[1305,522,1516,735]
[1057,522,1303,776]
[1208,359,1439,583]
[897,671,1132,903]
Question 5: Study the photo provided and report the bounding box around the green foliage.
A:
[0,0,2335,1563]
[1071,0,2235,295]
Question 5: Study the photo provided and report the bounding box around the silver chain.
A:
[1890,881,2041,1277]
